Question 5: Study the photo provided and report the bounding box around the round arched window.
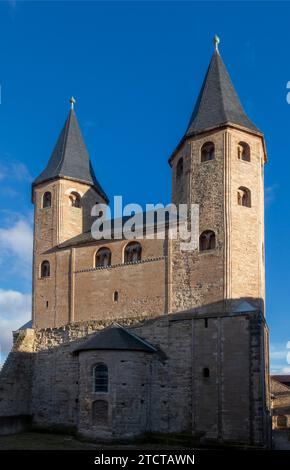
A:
[237,187,251,207]
[95,247,111,267]
[237,142,250,162]
[124,241,142,263]
[201,142,215,162]
[199,230,216,251]
[40,260,50,278]
[42,192,52,208]
[93,363,108,393]
[69,192,81,208]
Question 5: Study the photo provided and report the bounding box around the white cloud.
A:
[270,350,287,360]
[83,120,97,128]
[270,342,290,374]
[0,161,32,183]
[12,162,32,182]
[0,161,32,199]
[0,219,33,265]
[7,0,16,10]
[265,185,278,206]
[0,289,31,358]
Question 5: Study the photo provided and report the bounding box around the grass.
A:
[0,432,97,450]
[0,432,190,450]
[1,430,283,450]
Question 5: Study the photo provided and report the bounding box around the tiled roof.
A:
[73,325,157,354]
[57,210,185,248]
[272,375,290,387]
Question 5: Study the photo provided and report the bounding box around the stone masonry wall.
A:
[33,178,106,329]
[78,350,152,440]
[169,128,265,314]
[34,216,167,329]
[74,258,166,323]
[169,130,225,312]
[0,329,35,417]
[228,129,265,311]
[0,311,270,445]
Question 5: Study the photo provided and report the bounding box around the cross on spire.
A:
[213,35,220,53]
[70,96,76,110]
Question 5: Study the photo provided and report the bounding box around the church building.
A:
[0,38,271,446]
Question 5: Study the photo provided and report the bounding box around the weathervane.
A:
[214,35,220,53]
[70,96,76,110]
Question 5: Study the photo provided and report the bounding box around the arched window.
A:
[124,241,142,263]
[95,247,111,267]
[238,142,250,162]
[237,186,251,207]
[42,191,51,208]
[69,191,81,208]
[176,158,183,180]
[40,260,50,278]
[113,291,119,302]
[93,363,108,393]
[92,400,109,426]
[203,368,210,378]
[277,415,287,429]
[201,142,215,162]
[199,230,216,251]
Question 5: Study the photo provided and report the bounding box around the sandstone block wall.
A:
[74,258,166,323]
[0,329,35,418]
[33,182,170,330]
[228,129,265,310]
[0,311,270,446]
[169,128,265,314]
[78,350,152,439]
[33,178,105,328]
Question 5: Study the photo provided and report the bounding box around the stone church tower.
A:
[169,39,266,316]
[31,99,108,327]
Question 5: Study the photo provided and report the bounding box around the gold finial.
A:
[213,35,220,53]
[70,96,76,110]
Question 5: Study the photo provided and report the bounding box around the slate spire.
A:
[185,36,262,137]
[169,39,264,163]
[185,47,261,137]
[33,99,108,202]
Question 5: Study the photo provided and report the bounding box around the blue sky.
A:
[0,1,289,372]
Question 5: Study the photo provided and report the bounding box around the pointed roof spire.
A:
[170,38,263,162]
[33,99,108,202]
[185,41,261,138]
